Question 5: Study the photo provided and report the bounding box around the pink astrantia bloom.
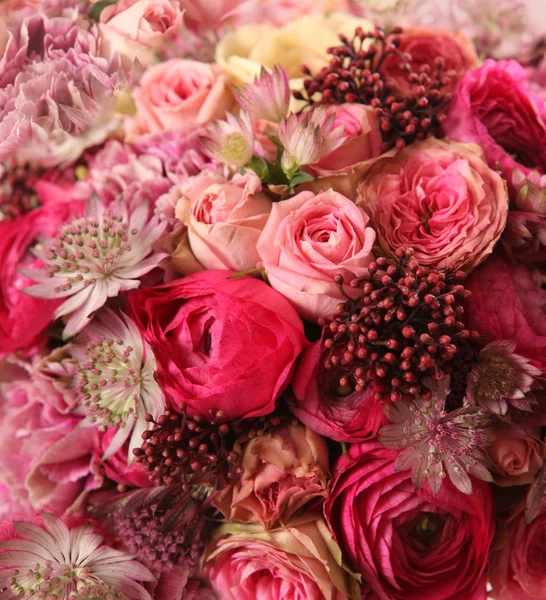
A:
[201,110,254,168]
[234,65,290,123]
[466,340,542,415]
[23,196,167,339]
[0,513,154,599]
[278,108,346,174]
[379,378,494,495]
[72,309,165,463]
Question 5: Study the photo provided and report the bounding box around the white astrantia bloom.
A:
[200,110,255,168]
[23,196,168,339]
[0,513,154,599]
[234,65,291,123]
[72,309,165,464]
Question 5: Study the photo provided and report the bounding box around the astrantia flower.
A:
[0,513,154,599]
[23,196,167,339]
[201,111,254,168]
[234,65,290,123]
[379,377,494,495]
[278,107,345,174]
[466,340,542,415]
[72,309,165,463]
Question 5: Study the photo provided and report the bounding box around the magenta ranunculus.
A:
[465,252,546,374]
[0,190,83,358]
[126,270,306,419]
[443,59,546,197]
[291,336,387,442]
[257,189,376,322]
[357,138,508,272]
[490,505,546,600]
[325,441,495,600]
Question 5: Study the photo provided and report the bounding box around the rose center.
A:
[409,512,445,549]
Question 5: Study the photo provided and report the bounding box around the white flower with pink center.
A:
[23,196,167,339]
[72,309,165,463]
[0,513,154,599]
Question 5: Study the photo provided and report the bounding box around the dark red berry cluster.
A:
[295,26,452,150]
[0,160,43,221]
[319,248,480,402]
[133,408,281,489]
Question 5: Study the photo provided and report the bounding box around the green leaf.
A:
[227,268,268,282]
[248,155,270,181]
[289,171,315,187]
[89,0,117,21]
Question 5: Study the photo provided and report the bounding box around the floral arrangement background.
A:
[0,0,545,598]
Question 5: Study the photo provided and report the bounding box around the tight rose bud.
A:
[212,422,330,529]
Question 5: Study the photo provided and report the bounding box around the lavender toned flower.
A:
[72,309,165,463]
[0,513,154,599]
[379,377,494,495]
[466,340,542,415]
[0,12,129,165]
[23,196,167,339]
[234,65,291,123]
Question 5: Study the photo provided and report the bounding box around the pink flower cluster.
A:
[0,1,545,600]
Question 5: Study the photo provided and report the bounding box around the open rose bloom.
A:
[1,1,546,599]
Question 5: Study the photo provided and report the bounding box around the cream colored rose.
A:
[215,12,374,94]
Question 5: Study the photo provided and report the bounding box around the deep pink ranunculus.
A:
[325,441,495,600]
[490,504,546,600]
[464,252,546,374]
[291,336,387,442]
[0,189,83,359]
[443,59,546,197]
[126,270,306,419]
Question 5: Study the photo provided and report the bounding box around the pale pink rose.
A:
[212,422,330,529]
[178,0,247,31]
[357,138,509,272]
[206,516,360,600]
[99,0,185,69]
[310,104,383,176]
[129,59,233,137]
[486,424,544,487]
[175,172,272,272]
[257,189,375,321]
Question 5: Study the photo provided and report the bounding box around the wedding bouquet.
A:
[0,0,545,598]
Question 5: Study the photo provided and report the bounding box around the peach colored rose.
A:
[212,422,330,529]
[206,516,360,600]
[486,424,544,487]
[257,189,375,321]
[357,138,508,272]
[128,59,233,137]
[175,172,272,272]
[382,27,477,94]
[99,0,185,69]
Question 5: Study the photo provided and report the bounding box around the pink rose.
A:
[357,138,508,272]
[325,441,495,600]
[126,270,306,419]
[310,103,382,176]
[382,27,477,94]
[465,252,546,373]
[443,60,546,197]
[178,0,246,31]
[206,516,360,600]
[490,505,546,600]
[257,189,375,321]
[0,190,83,359]
[0,360,100,515]
[212,422,330,528]
[292,336,387,442]
[99,0,185,69]
[486,424,544,487]
[175,172,272,272]
[129,59,233,137]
